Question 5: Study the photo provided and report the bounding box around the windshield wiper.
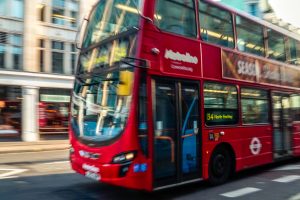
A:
[132,0,153,23]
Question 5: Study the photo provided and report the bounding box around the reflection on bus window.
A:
[155,0,197,38]
[199,0,234,48]
[267,29,286,62]
[291,94,300,121]
[82,0,141,48]
[241,88,269,124]
[138,73,148,156]
[236,15,265,57]
[72,68,134,144]
[154,82,176,179]
[288,38,300,66]
[204,82,238,126]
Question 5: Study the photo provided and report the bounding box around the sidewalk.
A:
[0,140,69,154]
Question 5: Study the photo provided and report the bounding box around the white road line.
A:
[42,161,69,165]
[220,187,261,198]
[273,175,300,183]
[0,176,18,179]
[0,169,28,179]
[289,193,300,200]
[273,165,300,171]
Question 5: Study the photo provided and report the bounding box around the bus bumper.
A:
[70,155,151,191]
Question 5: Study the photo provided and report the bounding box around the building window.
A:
[0,86,22,138]
[52,0,78,27]
[0,0,23,19]
[11,0,24,18]
[37,4,46,21]
[52,52,64,73]
[52,41,64,74]
[0,32,7,69]
[53,0,65,7]
[71,44,77,74]
[248,3,258,16]
[52,41,64,50]
[0,44,4,68]
[52,7,65,25]
[71,11,77,28]
[39,88,70,134]
[11,35,23,70]
[0,32,23,70]
[37,39,45,72]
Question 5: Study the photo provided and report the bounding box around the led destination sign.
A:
[205,109,238,126]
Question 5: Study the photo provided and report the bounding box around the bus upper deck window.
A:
[288,38,300,66]
[236,15,265,57]
[154,0,197,38]
[198,0,234,48]
[267,29,286,62]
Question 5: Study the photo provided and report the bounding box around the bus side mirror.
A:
[117,71,133,96]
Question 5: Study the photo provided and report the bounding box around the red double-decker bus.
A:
[69,0,300,191]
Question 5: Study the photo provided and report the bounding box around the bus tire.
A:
[208,146,232,185]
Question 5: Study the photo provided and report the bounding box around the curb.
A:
[0,143,69,154]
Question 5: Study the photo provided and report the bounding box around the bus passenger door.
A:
[152,79,201,188]
[272,93,293,158]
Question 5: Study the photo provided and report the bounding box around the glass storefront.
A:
[39,88,70,134]
[0,86,22,138]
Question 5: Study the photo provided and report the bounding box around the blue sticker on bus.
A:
[140,163,147,172]
[133,163,147,173]
[133,164,140,173]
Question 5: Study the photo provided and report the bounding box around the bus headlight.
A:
[112,151,136,164]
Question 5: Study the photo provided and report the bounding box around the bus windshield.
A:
[71,67,134,145]
[82,0,142,48]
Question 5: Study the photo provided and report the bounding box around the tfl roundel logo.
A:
[249,137,262,155]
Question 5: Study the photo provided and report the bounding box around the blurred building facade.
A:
[217,0,300,35]
[218,0,262,17]
[0,0,97,141]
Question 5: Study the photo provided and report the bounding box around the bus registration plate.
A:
[85,171,101,181]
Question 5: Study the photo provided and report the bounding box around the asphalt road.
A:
[0,150,299,200]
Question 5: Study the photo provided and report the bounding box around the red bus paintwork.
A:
[70,0,300,191]
[293,122,300,156]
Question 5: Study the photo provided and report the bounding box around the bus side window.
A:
[267,29,286,62]
[204,82,238,126]
[154,0,197,38]
[138,72,148,156]
[291,94,300,121]
[236,15,265,57]
[198,0,234,48]
[241,88,269,124]
[287,38,300,66]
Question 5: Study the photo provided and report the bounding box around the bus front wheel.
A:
[208,146,232,185]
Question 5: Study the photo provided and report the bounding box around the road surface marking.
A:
[0,176,18,179]
[273,175,300,183]
[289,193,300,200]
[220,187,261,198]
[273,165,300,171]
[0,168,28,179]
[42,161,69,165]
